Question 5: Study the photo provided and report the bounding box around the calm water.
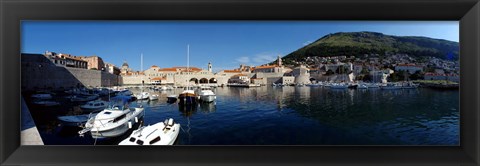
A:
[25,86,459,145]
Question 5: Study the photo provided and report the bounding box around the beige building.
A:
[80,56,105,70]
[44,51,88,69]
[292,65,311,84]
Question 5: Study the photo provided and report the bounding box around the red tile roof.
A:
[151,77,166,81]
[253,65,278,70]
[223,70,242,73]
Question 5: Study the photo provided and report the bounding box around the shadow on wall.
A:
[21,53,119,91]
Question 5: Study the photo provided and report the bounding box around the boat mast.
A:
[141,53,144,91]
[187,45,190,89]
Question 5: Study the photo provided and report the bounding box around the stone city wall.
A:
[21,54,119,91]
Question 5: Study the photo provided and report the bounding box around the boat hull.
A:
[200,95,216,103]
[167,97,177,103]
[89,108,145,139]
[178,93,197,105]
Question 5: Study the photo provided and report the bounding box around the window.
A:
[113,114,126,122]
[136,140,144,145]
[129,137,136,142]
[149,136,161,144]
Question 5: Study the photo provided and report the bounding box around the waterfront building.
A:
[395,64,424,74]
[292,65,311,84]
[353,63,364,74]
[228,74,250,84]
[424,72,459,83]
[44,51,88,69]
[370,69,393,83]
[120,61,133,75]
[104,63,121,75]
[79,56,105,71]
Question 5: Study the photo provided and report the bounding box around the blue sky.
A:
[22,21,458,72]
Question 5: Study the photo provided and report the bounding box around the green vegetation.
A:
[283,31,459,65]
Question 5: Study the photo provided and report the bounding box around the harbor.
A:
[21,22,460,145]
[22,84,459,145]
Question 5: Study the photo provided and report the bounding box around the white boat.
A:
[79,97,145,139]
[117,89,133,96]
[58,113,98,127]
[158,86,168,91]
[197,87,216,103]
[80,100,108,113]
[135,92,150,100]
[356,83,368,89]
[366,83,380,88]
[167,95,177,103]
[70,94,99,102]
[32,100,60,107]
[402,82,419,89]
[381,83,402,90]
[118,118,180,145]
[31,94,53,100]
[149,94,159,101]
[330,83,348,89]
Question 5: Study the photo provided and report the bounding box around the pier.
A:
[21,96,44,145]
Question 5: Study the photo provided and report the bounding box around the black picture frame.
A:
[1,0,479,165]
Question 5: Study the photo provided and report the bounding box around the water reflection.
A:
[178,104,197,117]
[199,102,216,113]
[26,86,459,145]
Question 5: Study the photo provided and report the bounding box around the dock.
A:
[21,96,44,145]
[227,83,261,88]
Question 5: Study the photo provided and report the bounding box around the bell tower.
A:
[208,62,212,72]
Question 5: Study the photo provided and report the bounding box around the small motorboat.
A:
[158,86,168,91]
[32,100,60,107]
[381,83,402,90]
[366,83,380,89]
[117,89,133,96]
[197,87,216,103]
[58,113,98,127]
[78,96,145,139]
[402,82,419,89]
[178,87,197,105]
[118,118,180,145]
[70,94,99,102]
[356,83,368,89]
[149,94,159,101]
[80,100,108,113]
[330,83,349,89]
[135,92,150,100]
[31,93,53,100]
[167,95,177,103]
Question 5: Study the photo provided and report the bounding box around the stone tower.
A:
[208,62,212,72]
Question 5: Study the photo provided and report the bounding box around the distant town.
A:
[21,50,459,91]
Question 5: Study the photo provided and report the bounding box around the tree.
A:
[409,70,424,80]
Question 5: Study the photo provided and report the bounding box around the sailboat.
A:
[178,45,198,105]
[135,53,150,100]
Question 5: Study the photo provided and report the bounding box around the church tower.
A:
[208,62,212,72]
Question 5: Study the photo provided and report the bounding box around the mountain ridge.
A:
[282,31,459,65]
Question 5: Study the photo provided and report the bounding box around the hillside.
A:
[282,31,459,64]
